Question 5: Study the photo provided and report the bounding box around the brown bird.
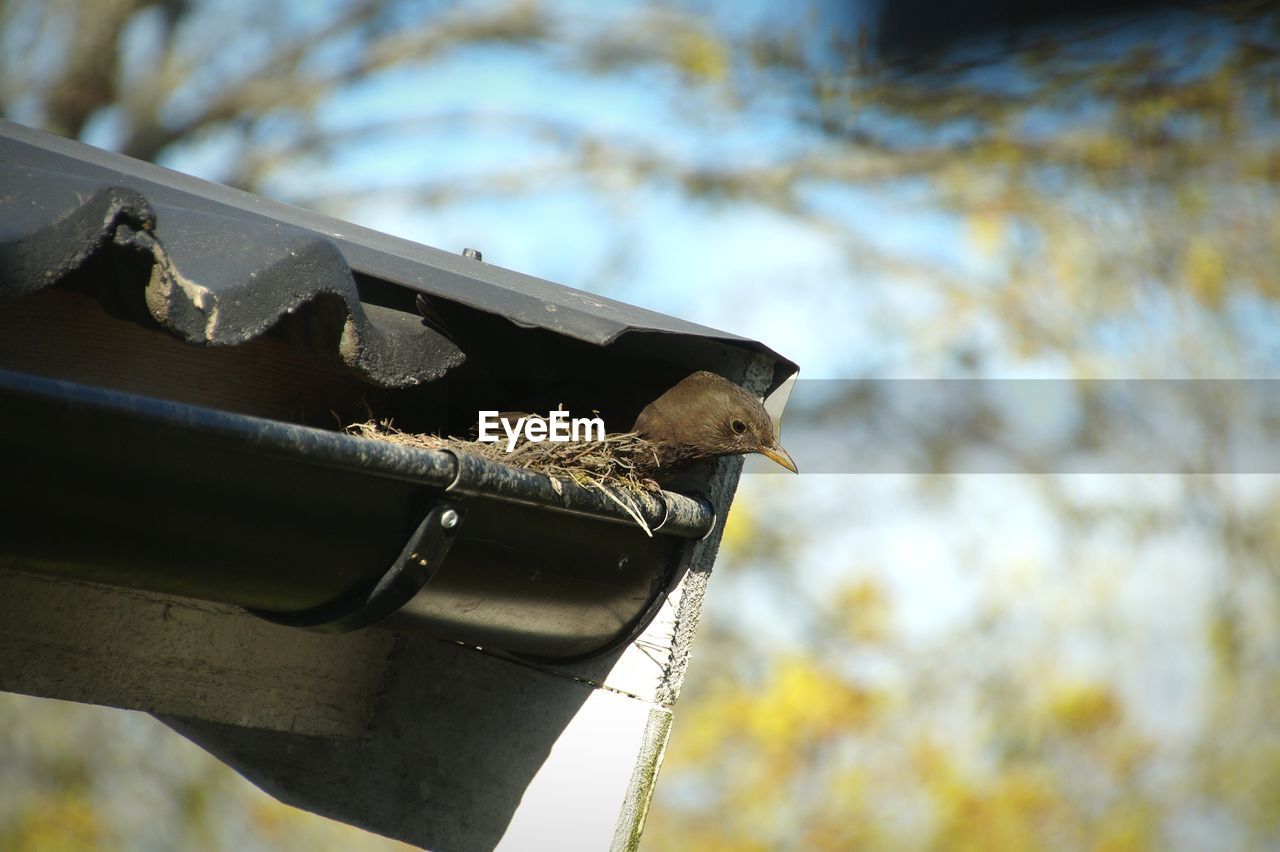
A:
[632,371,798,477]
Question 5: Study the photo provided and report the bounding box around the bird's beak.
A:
[758,441,798,474]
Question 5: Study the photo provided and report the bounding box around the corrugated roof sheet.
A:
[0,119,796,390]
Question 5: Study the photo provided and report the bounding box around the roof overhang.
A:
[0,120,796,659]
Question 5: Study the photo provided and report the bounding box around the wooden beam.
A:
[0,286,373,426]
[0,569,395,738]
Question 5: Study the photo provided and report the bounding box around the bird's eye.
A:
[730,418,747,435]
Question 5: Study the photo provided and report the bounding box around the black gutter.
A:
[0,369,712,536]
[0,369,715,658]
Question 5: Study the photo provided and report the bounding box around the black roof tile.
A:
[0,119,796,391]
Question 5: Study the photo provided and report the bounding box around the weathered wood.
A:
[0,569,395,737]
[0,565,685,849]
[0,286,373,425]
[168,651,674,851]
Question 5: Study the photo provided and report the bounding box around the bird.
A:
[631,371,797,478]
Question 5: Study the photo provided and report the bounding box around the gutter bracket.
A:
[248,502,464,634]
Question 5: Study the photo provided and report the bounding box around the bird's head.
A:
[632,371,798,473]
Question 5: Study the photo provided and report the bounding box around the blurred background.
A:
[3,0,1279,849]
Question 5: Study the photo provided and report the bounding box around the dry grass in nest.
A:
[344,419,665,534]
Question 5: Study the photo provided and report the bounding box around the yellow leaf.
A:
[1184,236,1225,308]
[673,30,729,82]
[1045,681,1120,735]
[968,210,1006,257]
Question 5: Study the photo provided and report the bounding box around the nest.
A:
[344,419,666,534]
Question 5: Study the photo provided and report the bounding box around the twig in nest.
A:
[344,420,665,535]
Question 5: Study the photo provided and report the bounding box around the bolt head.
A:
[462,247,482,261]
[440,508,459,530]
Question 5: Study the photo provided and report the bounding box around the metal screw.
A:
[440,508,459,530]
[462,247,482,261]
